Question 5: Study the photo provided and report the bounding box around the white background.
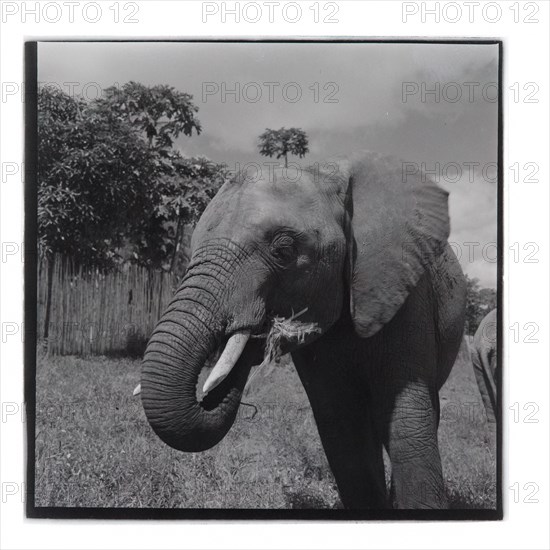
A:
[0,1,548,549]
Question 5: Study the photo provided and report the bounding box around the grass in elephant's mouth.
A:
[258,308,321,365]
[243,309,321,394]
[203,308,320,373]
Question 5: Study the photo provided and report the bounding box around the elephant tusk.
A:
[133,383,141,396]
[203,331,251,394]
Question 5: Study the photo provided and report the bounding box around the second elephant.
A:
[471,309,498,423]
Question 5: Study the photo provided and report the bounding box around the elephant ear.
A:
[345,152,450,338]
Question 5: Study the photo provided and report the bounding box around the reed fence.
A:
[38,256,179,355]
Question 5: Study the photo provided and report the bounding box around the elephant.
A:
[471,309,497,423]
[139,151,467,509]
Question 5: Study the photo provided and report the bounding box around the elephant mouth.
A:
[201,309,321,396]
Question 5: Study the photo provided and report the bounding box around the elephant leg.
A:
[367,277,448,509]
[472,346,497,423]
[292,329,387,509]
[373,377,446,509]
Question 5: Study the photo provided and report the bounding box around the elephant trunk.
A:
[140,266,255,452]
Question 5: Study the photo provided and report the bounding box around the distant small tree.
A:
[258,127,309,168]
[465,274,497,334]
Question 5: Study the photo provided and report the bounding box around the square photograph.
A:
[27,40,500,518]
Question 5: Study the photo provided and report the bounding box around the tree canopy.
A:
[97,81,202,148]
[38,83,228,272]
[465,274,497,334]
[258,127,309,168]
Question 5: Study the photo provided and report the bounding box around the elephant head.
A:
[140,151,450,452]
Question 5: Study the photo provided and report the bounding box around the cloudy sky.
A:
[39,41,499,287]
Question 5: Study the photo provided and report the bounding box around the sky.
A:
[39,41,499,288]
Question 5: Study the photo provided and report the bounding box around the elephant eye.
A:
[270,234,296,261]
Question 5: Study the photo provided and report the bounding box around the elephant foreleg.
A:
[472,345,497,423]
[292,333,387,510]
[373,378,446,509]
[367,274,449,509]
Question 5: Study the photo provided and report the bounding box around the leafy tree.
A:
[38,84,226,337]
[465,274,497,334]
[38,87,157,268]
[127,153,230,272]
[90,82,219,272]
[97,81,202,148]
[39,86,161,337]
[258,127,309,168]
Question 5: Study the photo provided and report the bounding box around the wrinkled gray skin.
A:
[140,152,467,509]
[471,309,497,424]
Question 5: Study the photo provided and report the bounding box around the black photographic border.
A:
[24,38,503,521]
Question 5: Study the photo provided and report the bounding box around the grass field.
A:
[34,340,496,509]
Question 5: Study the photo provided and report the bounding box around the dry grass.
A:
[34,344,496,509]
[260,308,321,364]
